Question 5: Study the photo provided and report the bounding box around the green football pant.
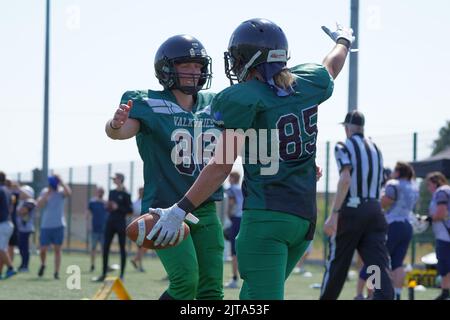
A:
[236,209,311,300]
[156,202,224,300]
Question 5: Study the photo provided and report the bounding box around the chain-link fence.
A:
[8,130,439,265]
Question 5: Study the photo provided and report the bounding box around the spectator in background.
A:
[132,187,144,220]
[87,186,108,272]
[426,172,450,300]
[224,172,243,289]
[94,173,132,281]
[36,174,72,279]
[6,180,19,266]
[130,187,147,273]
[16,185,36,272]
[0,171,16,279]
[380,162,418,300]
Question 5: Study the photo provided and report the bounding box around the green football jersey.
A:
[123,89,223,213]
[211,63,334,223]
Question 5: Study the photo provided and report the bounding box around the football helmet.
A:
[224,18,289,84]
[155,35,212,95]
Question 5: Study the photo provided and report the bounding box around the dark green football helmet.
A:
[155,35,212,95]
[225,18,289,84]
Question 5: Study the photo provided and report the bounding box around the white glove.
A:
[321,22,355,48]
[146,204,186,247]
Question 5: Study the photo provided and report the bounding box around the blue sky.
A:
[1,0,449,178]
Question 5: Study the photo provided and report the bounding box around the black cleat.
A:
[38,265,46,277]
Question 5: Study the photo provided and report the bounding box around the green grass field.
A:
[0,251,441,300]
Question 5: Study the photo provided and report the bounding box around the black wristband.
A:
[337,38,351,50]
[110,120,120,130]
[177,196,196,214]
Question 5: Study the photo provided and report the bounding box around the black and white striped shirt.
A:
[334,133,384,201]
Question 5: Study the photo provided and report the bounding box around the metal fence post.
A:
[323,141,330,263]
[87,165,92,253]
[67,167,73,251]
[411,132,418,265]
[128,161,135,251]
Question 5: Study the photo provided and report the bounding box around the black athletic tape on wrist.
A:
[337,38,351,50]
[177,197,196,214]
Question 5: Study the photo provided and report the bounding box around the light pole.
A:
[42,0,51,190]
[348,0,359,112]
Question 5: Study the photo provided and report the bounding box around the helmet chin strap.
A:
[238,50,262,82]
[177,85,201,96]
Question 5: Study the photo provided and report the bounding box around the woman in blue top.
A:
[381,162,418,300]
[426,171,450,300]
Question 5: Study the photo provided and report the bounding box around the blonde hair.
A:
[426,171,448,187]
[274,69,295,90]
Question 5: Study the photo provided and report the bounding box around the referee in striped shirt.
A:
[320,110,394,300]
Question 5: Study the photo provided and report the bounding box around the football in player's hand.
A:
[126,213,190,249]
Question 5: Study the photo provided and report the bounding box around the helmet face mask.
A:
[224,18,289,85]
[224,51,240,84]
[163,56,212,95]
[155,35,212,95]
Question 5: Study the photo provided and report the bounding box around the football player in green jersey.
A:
[147,19,354,299]
[105,35,224,300]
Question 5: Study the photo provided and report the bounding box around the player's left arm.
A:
[322,45,349,79]
[431,191,449,221]
[54,174,72,197]
[381,195,395,211]
[432,204,448,221]
[321,23,354,79]
[182,130,244,208]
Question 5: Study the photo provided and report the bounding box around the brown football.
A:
[126,213,190,249]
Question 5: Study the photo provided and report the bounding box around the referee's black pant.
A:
[102,217,127,278]
[320,200,394,300]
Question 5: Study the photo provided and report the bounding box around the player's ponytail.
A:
[274,69,295,90]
